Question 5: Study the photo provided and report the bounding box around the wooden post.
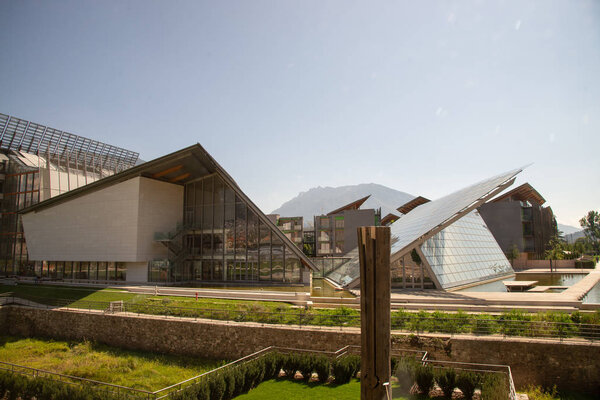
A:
[358,226,391,400]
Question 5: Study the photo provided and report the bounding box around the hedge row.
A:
[0,353,511,400]
[0,370,122,400]
[394,360,509,400]
[170,352,361,400]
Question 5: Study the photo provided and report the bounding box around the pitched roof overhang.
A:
[21,143,317,271]
[490,182,545,205]
[397,196,430,214]
[327,195,371,215]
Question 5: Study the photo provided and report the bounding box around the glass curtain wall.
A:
[174,174,303,284]
[0,159,39,277]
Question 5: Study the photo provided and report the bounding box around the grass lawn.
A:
[0,336,224,391]
[0,283,293,311]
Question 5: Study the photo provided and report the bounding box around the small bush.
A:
[223,370,235,400]
[313,355,331,383]
[390,358,399,376]
[481,373,509,400]
[332,356,358,384]
[436,368,456,399]
[414,364,435,396]
[456,371,480,400]
[282,353,299,379]
[394,357,416,392]
[208,373,226,400]
[298,354,315,382]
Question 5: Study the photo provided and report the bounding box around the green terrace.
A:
[2,284,600,341]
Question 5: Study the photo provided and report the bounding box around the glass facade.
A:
[0,157,39,276]
[149,174,306,284]
[420,211,513,289]
[31,261,126,281]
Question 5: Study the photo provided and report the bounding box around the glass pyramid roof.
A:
[390,167,523,258]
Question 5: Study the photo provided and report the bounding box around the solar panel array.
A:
[0,113,139,172]
[390,167,523,257]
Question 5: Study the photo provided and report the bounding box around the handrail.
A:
[0,360,153,398]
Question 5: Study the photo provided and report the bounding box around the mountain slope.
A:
[558,223,582,235]
[271,183,414,224]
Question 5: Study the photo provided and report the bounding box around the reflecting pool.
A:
[457,273,587,293]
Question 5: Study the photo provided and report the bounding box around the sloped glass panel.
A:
[420,211,514,289]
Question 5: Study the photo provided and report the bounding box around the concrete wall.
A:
[341,209,375,254]
[23,178,140,262]
[478,202,523,253]
[2,306,599,394]
[136,178,183,260]
[22,177,183,264]
[513,259,576,269]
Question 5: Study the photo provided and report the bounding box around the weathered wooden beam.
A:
[358,226,391,400]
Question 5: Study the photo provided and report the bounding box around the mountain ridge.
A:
[271,183,415,225]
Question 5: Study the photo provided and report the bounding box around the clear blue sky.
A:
[1,1,598,227]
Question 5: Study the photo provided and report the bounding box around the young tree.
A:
[579,211,600,254]
[545,235,565,272]
[506,244,520,266]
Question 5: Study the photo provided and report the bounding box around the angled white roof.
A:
[390,167,523,259]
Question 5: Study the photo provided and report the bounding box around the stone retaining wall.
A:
[1,306,598,394]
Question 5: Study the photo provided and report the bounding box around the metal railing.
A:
[2,293,600,342]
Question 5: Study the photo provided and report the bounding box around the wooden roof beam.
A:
[152,164,183,178]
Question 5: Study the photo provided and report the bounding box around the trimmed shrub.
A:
[314,355,331,383]
[223,370,235,400]
[208,373,226,400]
[282,353,299,379]
[332,355,359,384]
[481,373,509,400]
[297,354,315,382]
[390,358,399,376]
[436,368,456,399]
[232,365,246,396]
[414,364,435,396]
[394,357,416,393]
[263,352,282,379]
[456,371,480,400]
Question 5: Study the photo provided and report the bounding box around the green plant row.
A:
[169,352,361,400]
[0,370,127,400]
[394,359,510,400]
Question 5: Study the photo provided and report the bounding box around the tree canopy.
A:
[579,210,600,253]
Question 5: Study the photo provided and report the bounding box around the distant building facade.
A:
[478,183,557,259]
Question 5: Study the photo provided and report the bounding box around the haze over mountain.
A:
[558,223,582,235]
[271,183,414,225]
